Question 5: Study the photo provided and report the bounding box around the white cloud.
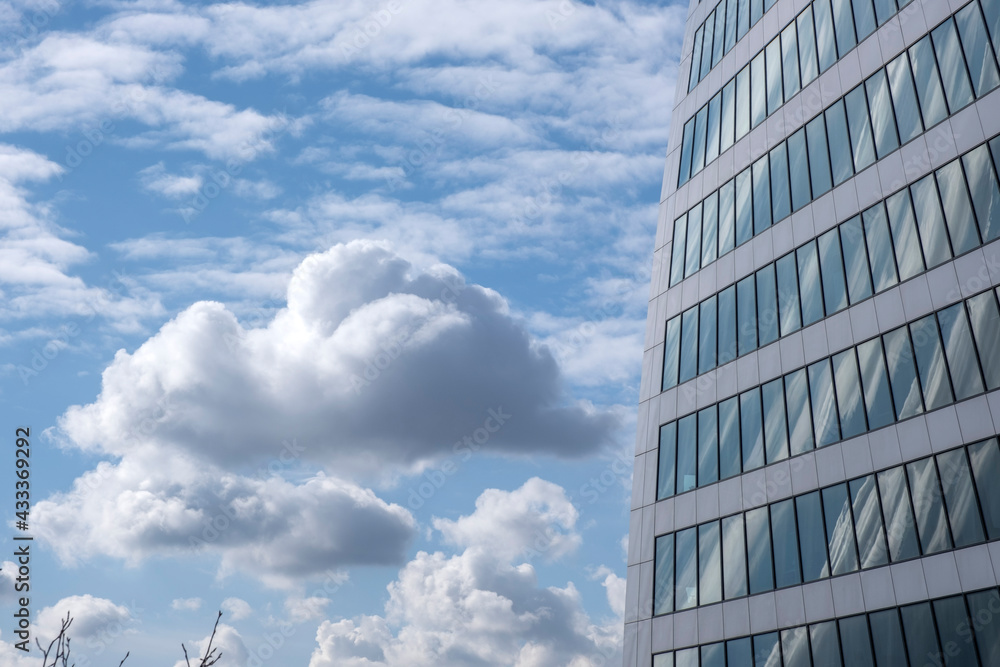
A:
[221,597,253,621]
[310,479,622,667]
[36,595,135,644]
[172,622,249,667]
[139,162,203,197]
[285,596,331,623]
[172,597,202,611]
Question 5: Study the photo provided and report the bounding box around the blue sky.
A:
[0,0,686,664]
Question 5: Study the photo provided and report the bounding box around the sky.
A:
[0,0,687,664]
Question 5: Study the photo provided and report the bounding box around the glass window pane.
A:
[852,0,877,40]
[725,0,739,53]
[707,93,722,164]
[883,326,923,419]
[689,27,703,92]
[797,491,829,582]
[686,203,703,278]
[934,596,979,667]
[692,107,707,174]
[766,37,783,116]
[936,159,981,255]
[955,2,1000,97]
[750,0,763,26]
[869,609,908,667]
[676,648,699,667]
[720,396,742,480]
[655,534,675,614]
[826,100,854,185]
[789,127,812,211]
[863,203,899,292]
[703,191,719,266]
[736,167,753,245]
[738,275,758,356]
[886,53,922,143]
[985,0,1000,54]
[770,142,791,222]
[737,0,750,39]
[680,306,699,384]
[969,438,1000,539]
[728,637,753,667]
[757,265,779,347]
[851,474,889,568]
[753,632,780,667]
[873,0,896,25]
[723,514,747,599]
[751,51,767,129]
[703,642,726,667]
[782,23,801,98]
[659,422,677,500]
[968,589,1000,665]
[857,338,895,430]
[753,154,772,235]
[833,349,866,438]
[808,358,840,447]
[699,521,722,605]
[722,80,736,154]
[937,303,984,401]
[910,173,953,268]
[720,179,737,253]
[700,296,718,375]
[762,378,788,464]
[773,498,802,588]
[810,621,842,667]
[932,19,975,112]
[936,448,985,547]
[781,627,811,667]
[670,214,687,287]
[909,35,949,128]
[885,189,925,280]
[741,389,764,470]
[822,483,859,576]
[719,285,738,366]
[901,603,942,666]
[840,215,873,303]
[675,526,697,610]
[776,253,801,335]
[806,114,833,197]
[654,653,673,667]
[699,407,719,486]
[910,314,954,411]
[818,227,848,315]
[677,413,698,493]
[846,86,877,171]
[713,8,726,68]
[865,70,899,158]
[839,615,875,667]
[963,144,1000,243]
[737,65,751,140]
[664,315,680,390]
[746,506,774,594]
[967,291,1000,390]
[907,456,953,554]
[797,242,824,326]
[832,0,857,55]
[814,0,838,71]
[679,118,694,185]
[799,8,820,84]
[785,368,815,455]
[878,466,920,561]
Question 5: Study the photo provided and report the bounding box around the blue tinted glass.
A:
[753,632,780,667]
[700,296,718,375]
[756,265,778,346]
[663,316,680,390]
[907,457,953,554]
[737,275,757,356]
[740,389,764,470]
[658,422,677,499]
[839,216,873,303]
[712,8,726,67]
[818,227,848,315]
[833,349,866,439]
[782,626,811,667]
[885,190,925,280]
[808,359,840,447]
[751,51,767,129]
[851,474,889,568]
[822,483,858,576]
[814,0,838,71]
[679,119,694,185]
[956,3,1000,97]
[968,590,1000,665]
[670,214,687,287]
[936,447,985,547]
[680,306,699,384]
[703,191,719,266]
[826,101,854,186]
[852,0,876,40]
[797,242,824,326]
[746,506,773,594]
[750,0,763,25]
[703,642,726,667]
[910,314,954,411]
[692,106,707,174]
[985,0,1000,54]
[856,338,895,430]
[720,179,737,253]
[718,285,738,365]
[839,615,875,667]
[865,70,899,158]
[969,439,1000,539]
[677,413,698,493]
[728,637,753,667]
[766,38,783,116]
[719,397,742,480]
[753,154,772,235]
[909,173,952,269]
[737,0,750,39]
[967,291,1000,390]
[782,24,801,97]
[901,603,943,666]
[831,0,857,55]
[699,522,722,605]
[700,13,715,82]
[887,53,922,142]
[723,514,747,598]
[869,609,908,667]
[675,526,698,609]
[699,407,719,486]
[654,654,673,667]
[785,369,815,455]
[762,378,788,464]
[883,326,923,419]
[736,66,751,139]
[797,491,829,582]
[686,203,703,278]
[776,253,801,335]
[909,35,949,128]
[770,142,791,222]
[772,498,802,588]
[689,27,703,93]
[862,204,898,292]
[798,8,819,84]
[736,168,753,245]
[789,128,812,211]
[655,534,675,614]
[707,93,722,164]
[722,80,736,154]
[963,145,1000,242]
[873,0,896,25]
[676,648,699,667]
[878,466,920,561]
[810,621,843,667]
[932,19,975,111]
[845,86,877,171]
[936,159,981,255]
[806,114,833,197]
[725,0,739,53]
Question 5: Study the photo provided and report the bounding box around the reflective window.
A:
[655,534,674,615]
[985,0,1000,66]
[909,35,949,128]
[741,389,765,471]
[814,0,838,72]
[901,603,942,667]
[907,457,953,554]
[729,637,753,667]
[933,19,975,111]
[969,439,1000,539]
[678,414,698,494]
[798,491,829,582]
[753,632,780,667]
[664,316,680,390]
[719,285,738,367]
[757,265,779,347]
[677,647,699,667]
[818,227,847,315]
[723,514,747,599]
[703,642,726,667]
[675,526,698,610]
[826,101,854,186]
[749,0,763,27]
[968,589,1000,665]
[832,349,866,439]
[781,626,811,667]
[724,0,738,56]
[722,80,737,154]
[770,143,791,222]
[686,204,703,278]
[659,422,677,500]
[873,0,895,25]
[852,0,877,40]
[785,369,815,456]
[851,474,889,568]
[753,156,772,237]
[700,296,718,375]
[712,7,726,68]
[707,93,722,164]
[720,396,743,480]
[736,66,751,140]
[699,407,719,486]
[689,29,704,95]
[738,275,758,356]
[909,174,952,269]
[845,86,876,171]
[934,596,978,667]
[822,483,858,576]
[699,522,722,605]
[831,0,857,56]
[878,466,920,561]
[751,51,767,129]
[810,621,842,667]
[789,128,812,212]
[670,215,687,287]
[772,499,802,588]
[799,8,820,85]
[746,506,774,594]
[936,447,985,547]
[808,359,840,447]
[680,306,699,384]
[883,326,923,420]
[679,120,694,185]
[956,2,1000,97]
[736,168,754,245]
[720,180,737,253]
[692,107,707,175]
[910,314,953,411]
[797,242,824,326]
[783,23,801,98]
[839,615,875,667]
[967,291,1000,389]
[865,70,899,158]
[869,609,908,667]
[937,303,984,401]
[840,215,872,303]
[762,378,788,464]
[737,0,750,43]
[856,338,895,430]
[862,204,898,292]
[886,53,922,143]
[806,115,833,197]
[937,159,981,255]
[776,253,801,336]
[654,653,673,667]
[703,191,719,266]
[766,38,783,116]
[962,144,1000,242]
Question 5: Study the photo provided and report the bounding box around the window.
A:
[869,609,908,667]
[679,119,694,185]
[766,38,783,116]
[776,253,801,336]
[818,227,847,315]
[814,0,838,72]
[772,499,802,588]
[797,242,824,326]
[839,615,875,667]
[883,326,923,419]
[968,589,1000,664]
[746,506,773,594]
[806,114,833,197]
[677,648,699,667]
[901,603,942,667]
[686,204,703,278]
[785,368,815,455]
[909,314,953,411]
[934,596,979,667]
[797,491,829,582]
[736,168,754,245]
[724,0,739,54]
[781,627,810,667]
[932,19,975,111]
[703,642,726,667]
[720,180,737,254]
[707,93,722,164]
[936,447,985,547]
[721,80,737,154]
[906,457,953,554]
[878,466,920,561]
[862,203,898,292]
[737,65,751,140]
[937,303,984,401]
[851,475,889,568]
[737,0,750,41]
[741,389,765,470]
[840,215,873,303]
[845,86,876,171]
[753,632,780,667]
[909,35,949,128]
[680,306,699,384]
[798,7,819,84]
[723,514,748,598]
[826,101,854,186]
[753,155,772,236]
[762,378,788,464]
[692,107,707,174]
[689,27,704,94]
[955,2,1000,97]
[937,159,981,255]
[664,316,680,390]
[703,191,719,266]
[719,285,738,365]
[659,422,677,500]
[808,359,840,447]
[969,439,1000,539]
[865,70,900,158]
[770,143,791,222]
[782,23,801,98]
[675,526,698,610]
[856,338,895,430]
[670,215,687,287]
[886,53,922,143]
[699,522,722,605]
[967,291,1000,389]
[822,483,858,576]
[678,414,698,493]
[720,396,742,480]
[810,621,842,667]
[699,407,719,486]
[909,174,952,269]
[751,51,767,129]
[738,275,758,356]
[852,0,876,41]
[831,0,857,56]
[655,534,675,614]
[789,128,812,211]
[700,296,718,375]
[712,7,726,68]
[962,144,1000,242]
[832,349,866,439]
[728,637,753,667]
[757,265,779,347]
[872,0,895,25]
